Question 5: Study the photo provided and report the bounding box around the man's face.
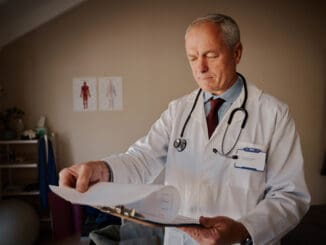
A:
[185,22,242,95]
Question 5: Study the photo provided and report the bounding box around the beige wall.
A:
[0,0,325,203]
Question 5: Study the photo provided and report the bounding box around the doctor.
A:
[59,14,310,244]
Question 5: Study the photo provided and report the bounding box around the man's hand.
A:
[179,216,249,245]
[59,161,110,192]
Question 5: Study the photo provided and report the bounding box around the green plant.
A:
[0,107,25,130]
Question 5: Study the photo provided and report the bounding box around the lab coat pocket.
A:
[227,142,267,202]
[228,166,265,192]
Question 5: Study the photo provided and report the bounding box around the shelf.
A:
[2,191,40,196]
[0,163,37,168]
[0,136,55,236]
[0,140,38,145]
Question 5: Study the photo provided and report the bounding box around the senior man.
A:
[60,14,310,244]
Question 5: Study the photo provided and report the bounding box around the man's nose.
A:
[198,58,208,73]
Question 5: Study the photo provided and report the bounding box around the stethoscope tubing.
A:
[174,72,248,155]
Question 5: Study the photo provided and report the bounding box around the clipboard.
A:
[49,183,201,228]
[95,205,201,228]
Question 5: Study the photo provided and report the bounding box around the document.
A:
[50,183,199,227]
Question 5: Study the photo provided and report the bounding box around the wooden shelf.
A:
[2,191,40,196]
[0,140,38,144]
[0,135,56,238]
[0,163,37,168]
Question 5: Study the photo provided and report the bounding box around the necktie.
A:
[206,98,225,138]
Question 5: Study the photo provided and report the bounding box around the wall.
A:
[0,0,87,48]
[0,0,325,203]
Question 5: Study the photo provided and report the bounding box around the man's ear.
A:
[233,42,243,64]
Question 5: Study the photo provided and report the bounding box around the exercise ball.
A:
[0,199,40,245]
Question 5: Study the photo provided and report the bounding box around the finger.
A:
[200,216,218,228]
[178,226,200,236]
[59,168,76,188]
[178,226,190,233]
[76,165,93,192]
[179,227,202,243]
[201,227,222,244]
[200,216,229,228]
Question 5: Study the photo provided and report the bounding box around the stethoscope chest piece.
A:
[174,138,187,152]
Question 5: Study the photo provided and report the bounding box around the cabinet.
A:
[0,139,54,238]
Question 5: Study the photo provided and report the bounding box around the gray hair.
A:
[186,14,241,49]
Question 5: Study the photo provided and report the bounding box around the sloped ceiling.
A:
[0,0,88,49]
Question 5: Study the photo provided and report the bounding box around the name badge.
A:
[234,147,266,172]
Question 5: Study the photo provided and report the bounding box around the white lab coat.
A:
[104,81,310,245]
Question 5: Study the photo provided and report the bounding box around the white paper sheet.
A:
[50,183,198,225]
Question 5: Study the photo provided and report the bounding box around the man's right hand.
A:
[59,161,110,193]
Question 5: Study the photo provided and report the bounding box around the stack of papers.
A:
[50,182,199,227]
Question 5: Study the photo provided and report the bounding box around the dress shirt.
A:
[203,76,243,121]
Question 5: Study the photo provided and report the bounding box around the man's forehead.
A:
[186,21,222,36]
[185,23,225,49]
[185,22,223,44]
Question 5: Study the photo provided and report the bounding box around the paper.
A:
[73,77,97,111]
[98,77,123,111]
[50,183,199,226]
[235,147,266,171]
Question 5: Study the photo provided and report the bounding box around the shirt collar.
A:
[203,75,243,104]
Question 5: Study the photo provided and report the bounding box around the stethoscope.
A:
[173,73,248,159]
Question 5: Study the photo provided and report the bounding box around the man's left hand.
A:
[179,216,249,245]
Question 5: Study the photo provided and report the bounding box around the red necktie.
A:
[206,98,225,138]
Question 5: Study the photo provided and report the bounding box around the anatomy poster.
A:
[73,77,97,111]
[98,77,123,111]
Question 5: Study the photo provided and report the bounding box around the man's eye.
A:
[206,53,218,58]
[188,56,197,62]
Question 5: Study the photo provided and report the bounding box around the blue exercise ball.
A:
[0,199,40,245]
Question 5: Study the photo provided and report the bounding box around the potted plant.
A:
[0,107,25,140]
